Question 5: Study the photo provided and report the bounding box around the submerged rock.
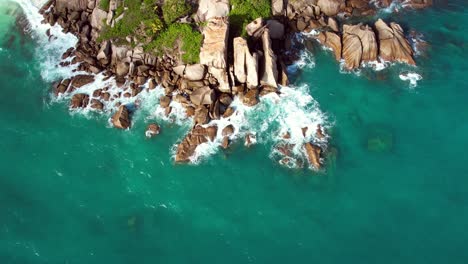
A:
[146,123,160,138]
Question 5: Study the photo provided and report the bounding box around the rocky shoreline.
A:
[39,0,430,169]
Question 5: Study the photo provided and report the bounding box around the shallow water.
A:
[1,1,468,263]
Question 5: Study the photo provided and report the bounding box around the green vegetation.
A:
[99,0,200,63]
[162,0,191,24]
[145,24,202,64]
[99,0,161,41]
[99,0,110,11]
[229,0,271,36]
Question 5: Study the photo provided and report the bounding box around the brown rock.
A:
[222,107,235,118]
[375,19,415,65]
[206,126,218,141]
[304,143,322,169]
[245,133,255,147]
[194,106,210,125]
[316,31,342,61]
[221,136,230,149]
[101,92,110,101]
[71,75,94,88]
[145,123,160,138]
[219,93,233,106]
[90,99,104,110]
[159,96,171,108]
[316,124,325,139]
[190,86,214,106]
[317,0,345,16]
[260,29,278,88]
[243,89,259,107]
[185,106,196,117]
[302,127,308,137]
[222,125,234,137]
[112,105,131,129]
[70,93,89,108]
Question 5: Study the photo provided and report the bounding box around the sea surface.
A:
[1,0,468,263]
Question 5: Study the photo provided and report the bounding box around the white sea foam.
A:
[13,0,78,81]
[177,84,329,167]
[399,72,422,88]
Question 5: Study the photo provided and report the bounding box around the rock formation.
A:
[375,19,416,65]
[342,24,378,70]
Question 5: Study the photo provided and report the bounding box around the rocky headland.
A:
[39,0,430,169]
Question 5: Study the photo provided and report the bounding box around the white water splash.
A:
[13,0,78,81]
[399,72,422,88]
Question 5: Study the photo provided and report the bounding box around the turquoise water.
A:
[1,1,468,263]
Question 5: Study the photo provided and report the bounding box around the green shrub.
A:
[145,23,202,64]
[229,0,271,36]
[99,0,110,11]
[162,0,191,24]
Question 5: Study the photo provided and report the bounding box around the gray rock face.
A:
[190,87,215,106]
[196,0,230,22]
[260,29,278,88]
[90,7,108,31]
[200,17,230,93]
[233,37,247,84]
[272,0,285,16]
[246,51,259,89]
[55,0,88,12]
[246,18,265,38]
[184,64,207,81]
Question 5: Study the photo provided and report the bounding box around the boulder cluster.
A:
[274,0,419,70]
[40,0,431,169]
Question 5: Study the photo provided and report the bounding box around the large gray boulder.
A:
[260,29,278,88]
[90,7,108,31]
[233,37,247,84]
[184,64,207,81]
[200,17,230,92]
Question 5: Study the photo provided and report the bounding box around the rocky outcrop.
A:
[200,17,230,93]
[304,143,322,169]
[375,19,415,65]
[111,105,131,129]
[342,24,378,69]
[233,37,247,84]
[316,31,342,61]
[175,125,219,162]
[260,29,278,88]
